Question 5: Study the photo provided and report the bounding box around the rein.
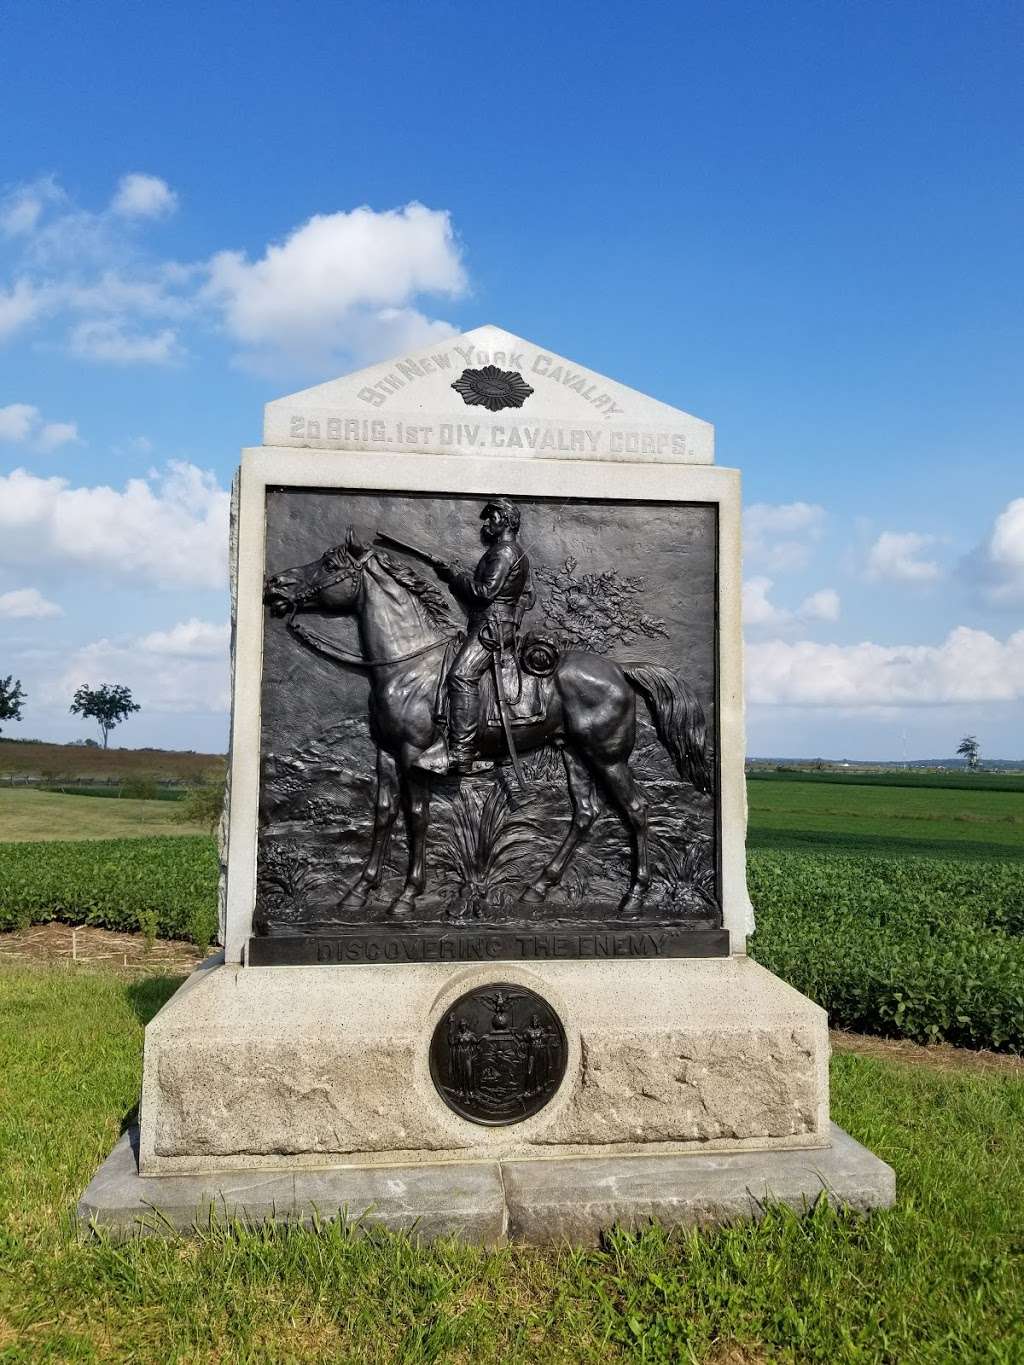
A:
[286,617,448,670]
[281,547,449,670]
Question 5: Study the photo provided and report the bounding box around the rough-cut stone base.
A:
[140,957,830,1174]
[79,1124,894,1244]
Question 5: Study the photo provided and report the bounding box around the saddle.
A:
[433,630,558,731]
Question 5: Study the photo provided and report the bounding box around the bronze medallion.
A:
[451,365,534,412]
[429,984,567,1125]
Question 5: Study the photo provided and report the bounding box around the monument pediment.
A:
[264,324,714,464]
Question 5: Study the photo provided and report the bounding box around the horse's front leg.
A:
[340,749,400,907]
[388,765,432,918]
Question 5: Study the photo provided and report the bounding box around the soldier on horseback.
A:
[421,497,533,776]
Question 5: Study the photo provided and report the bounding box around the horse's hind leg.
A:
[521,747,600,904]
[598,760,650,918]
[341,749,399,907]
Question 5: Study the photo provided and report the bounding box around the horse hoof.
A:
[388,895,416,919]
[340,883,371,909]
[520,883,548,905]
[618,891,646,919]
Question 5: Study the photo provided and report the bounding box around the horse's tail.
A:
[621,662,712,794]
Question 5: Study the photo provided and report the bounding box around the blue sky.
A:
[1,0,1021,758]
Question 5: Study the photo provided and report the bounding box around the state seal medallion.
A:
[429,984,567,1125]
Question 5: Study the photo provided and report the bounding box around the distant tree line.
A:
[0,677,142,748]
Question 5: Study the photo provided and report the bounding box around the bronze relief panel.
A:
[249,488,724,965]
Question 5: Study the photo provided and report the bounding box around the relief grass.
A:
[1,965,1022,1362]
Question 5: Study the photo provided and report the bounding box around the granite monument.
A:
[79,325,895,1242]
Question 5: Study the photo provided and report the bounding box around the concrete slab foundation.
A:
[79,1123,894,1245]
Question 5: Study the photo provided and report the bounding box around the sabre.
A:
[492,650,527,790]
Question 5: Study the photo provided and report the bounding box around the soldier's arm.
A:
[449,546,513,605]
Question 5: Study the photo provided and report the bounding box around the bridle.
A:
[283,549,366,612]
[278,548,448,671]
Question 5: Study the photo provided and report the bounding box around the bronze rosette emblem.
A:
[451,365,534,413]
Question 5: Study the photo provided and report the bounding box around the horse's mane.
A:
[373,550,459,629]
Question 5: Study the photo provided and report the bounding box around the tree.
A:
[69,682,140,749]
[0,675,26,736]
[956,734,981,772]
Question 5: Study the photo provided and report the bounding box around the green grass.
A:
[1,966,1022,1362]
[749,768,1024,793]
[39,784,188,801]
[5,770,1022,863]
[0,787,207,842]
[747,776,1024,859]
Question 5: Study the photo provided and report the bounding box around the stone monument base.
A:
[78,955,897,1243]
[137,956,832,1175]
[79,1124,895,1244]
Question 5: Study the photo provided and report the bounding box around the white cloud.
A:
[2,177,468,376]
[139,619,229,658]
[205,202,466,371]
[865,531,941,583]
[0,173,189,362]
[744,502,826,572]
[0,279,53,341]
[110,173,178,220]
[799,587,840,622]
[68,319,183,365]
[0,403,38,442]
[747,626,1024,706]
[35,421,79,452]
[0,587,63,619]
[0,403,79,452]
[66,270,193,320]
[966,497,1024,607]
[51,621,229,715]
[0,461,229,589]
[744,577,841,630]
[743,576,789,628]
[0,176,64,237]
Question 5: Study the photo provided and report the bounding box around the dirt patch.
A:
[831,1028,1023,1076]
[0,922,205,977]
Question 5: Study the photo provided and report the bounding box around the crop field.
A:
[0,837,218,948]
[747,771,1024,859]
[0,738,224,785]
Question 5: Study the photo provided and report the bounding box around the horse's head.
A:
[264,528,369,618]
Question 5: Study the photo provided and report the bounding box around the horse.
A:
[264,529,711,919]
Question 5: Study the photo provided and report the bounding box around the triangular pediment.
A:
[263,324,713,464]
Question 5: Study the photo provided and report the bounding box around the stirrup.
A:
[413,737,451,775]
[413,736,477,777]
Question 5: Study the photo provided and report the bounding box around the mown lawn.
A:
[0,788,207,842]
[746,776,1024,859]
[1,966,1022,1362]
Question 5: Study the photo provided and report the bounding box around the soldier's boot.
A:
[446,686,479,777]
[413,684,479,778]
